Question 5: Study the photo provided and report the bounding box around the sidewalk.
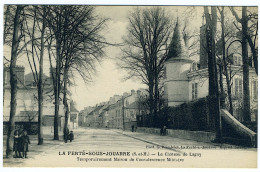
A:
[112,129,256,151]
[2,126,85,167]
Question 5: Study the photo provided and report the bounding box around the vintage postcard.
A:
[2,2,258,169]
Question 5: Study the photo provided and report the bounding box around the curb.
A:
[112,130,184,153]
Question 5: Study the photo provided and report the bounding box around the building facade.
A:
[3,67,77,134]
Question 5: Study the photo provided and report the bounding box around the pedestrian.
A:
[64,127,69,143]
[160,126,163,136]
[13,130,22,158]
[163,125,167,136]
[69,131,74,142]
[131,125,134,132]
[18,128,24,157]
[21,130,30,159]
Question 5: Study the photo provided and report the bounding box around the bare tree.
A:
[216,7,234,115]
[5,5,25,158]
[44,6,66,140]
[204,6,222,141]
[21,5,48,145]
[230,7,251,121]
[59,6,107,139]
[119,7,173,126]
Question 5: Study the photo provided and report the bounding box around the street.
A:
[3,127,257,168]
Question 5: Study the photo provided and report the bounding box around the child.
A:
[69,131,74,142]
[21,131,30,158]
[13,130,22,158]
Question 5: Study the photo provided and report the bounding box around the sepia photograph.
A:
[1,1,259,169]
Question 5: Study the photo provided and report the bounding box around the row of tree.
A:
[4,5,108,158]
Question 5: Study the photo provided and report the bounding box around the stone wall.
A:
[136,127,216,143]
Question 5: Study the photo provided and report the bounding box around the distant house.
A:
[78,106,94,127]
[85,105,104,127]
[3,67,76,134]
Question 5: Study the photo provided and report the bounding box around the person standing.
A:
[69,131,74,142]
[13,130,22,158]
[64,127,69,143]
[21,130,30,158]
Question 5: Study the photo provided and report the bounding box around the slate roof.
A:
[70,104,79,113]
[25,73,49,82]
[88,105,104,116]
[167,19,189,61]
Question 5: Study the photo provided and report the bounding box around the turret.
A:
[163,20,193,107]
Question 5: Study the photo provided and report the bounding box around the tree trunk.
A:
[204,6,222,142]
[241,7,251,121]
[6,5,23,158]
[53,40,61,140]
[247,33,258,75]
[148,79,154,128]
[37,8,46,145]
[63,65,69,140]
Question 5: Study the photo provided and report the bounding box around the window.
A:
[192,83,198,100]
[233,55,242,66]
[191,62,198,71]
[163,67,167,79]
[252,80,257,100]
[234,78,243,97]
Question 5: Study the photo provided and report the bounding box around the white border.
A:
[0,1,259,172]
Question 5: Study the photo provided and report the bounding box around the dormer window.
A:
[233,55,242,66]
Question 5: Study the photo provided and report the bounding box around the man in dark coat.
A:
[64,127,69,143]
[69,131,74,142]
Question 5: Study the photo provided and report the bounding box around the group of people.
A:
[13,129,30,159]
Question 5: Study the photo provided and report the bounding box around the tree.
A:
[119,7,173,127]
[21,5,48,145]
[43,6,107,140]
[217,7,234,115]
[60,6,107,139]
[5,5,25,158]
[204,6,222,141]
[230,7,251,121]
[44,6,66,140]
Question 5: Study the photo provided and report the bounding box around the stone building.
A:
[78,106,95,127]
[163,21,258,122]
[3,67,76,134]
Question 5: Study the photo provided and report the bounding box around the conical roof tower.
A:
[167,19,189,60]
[163,18,193,107]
